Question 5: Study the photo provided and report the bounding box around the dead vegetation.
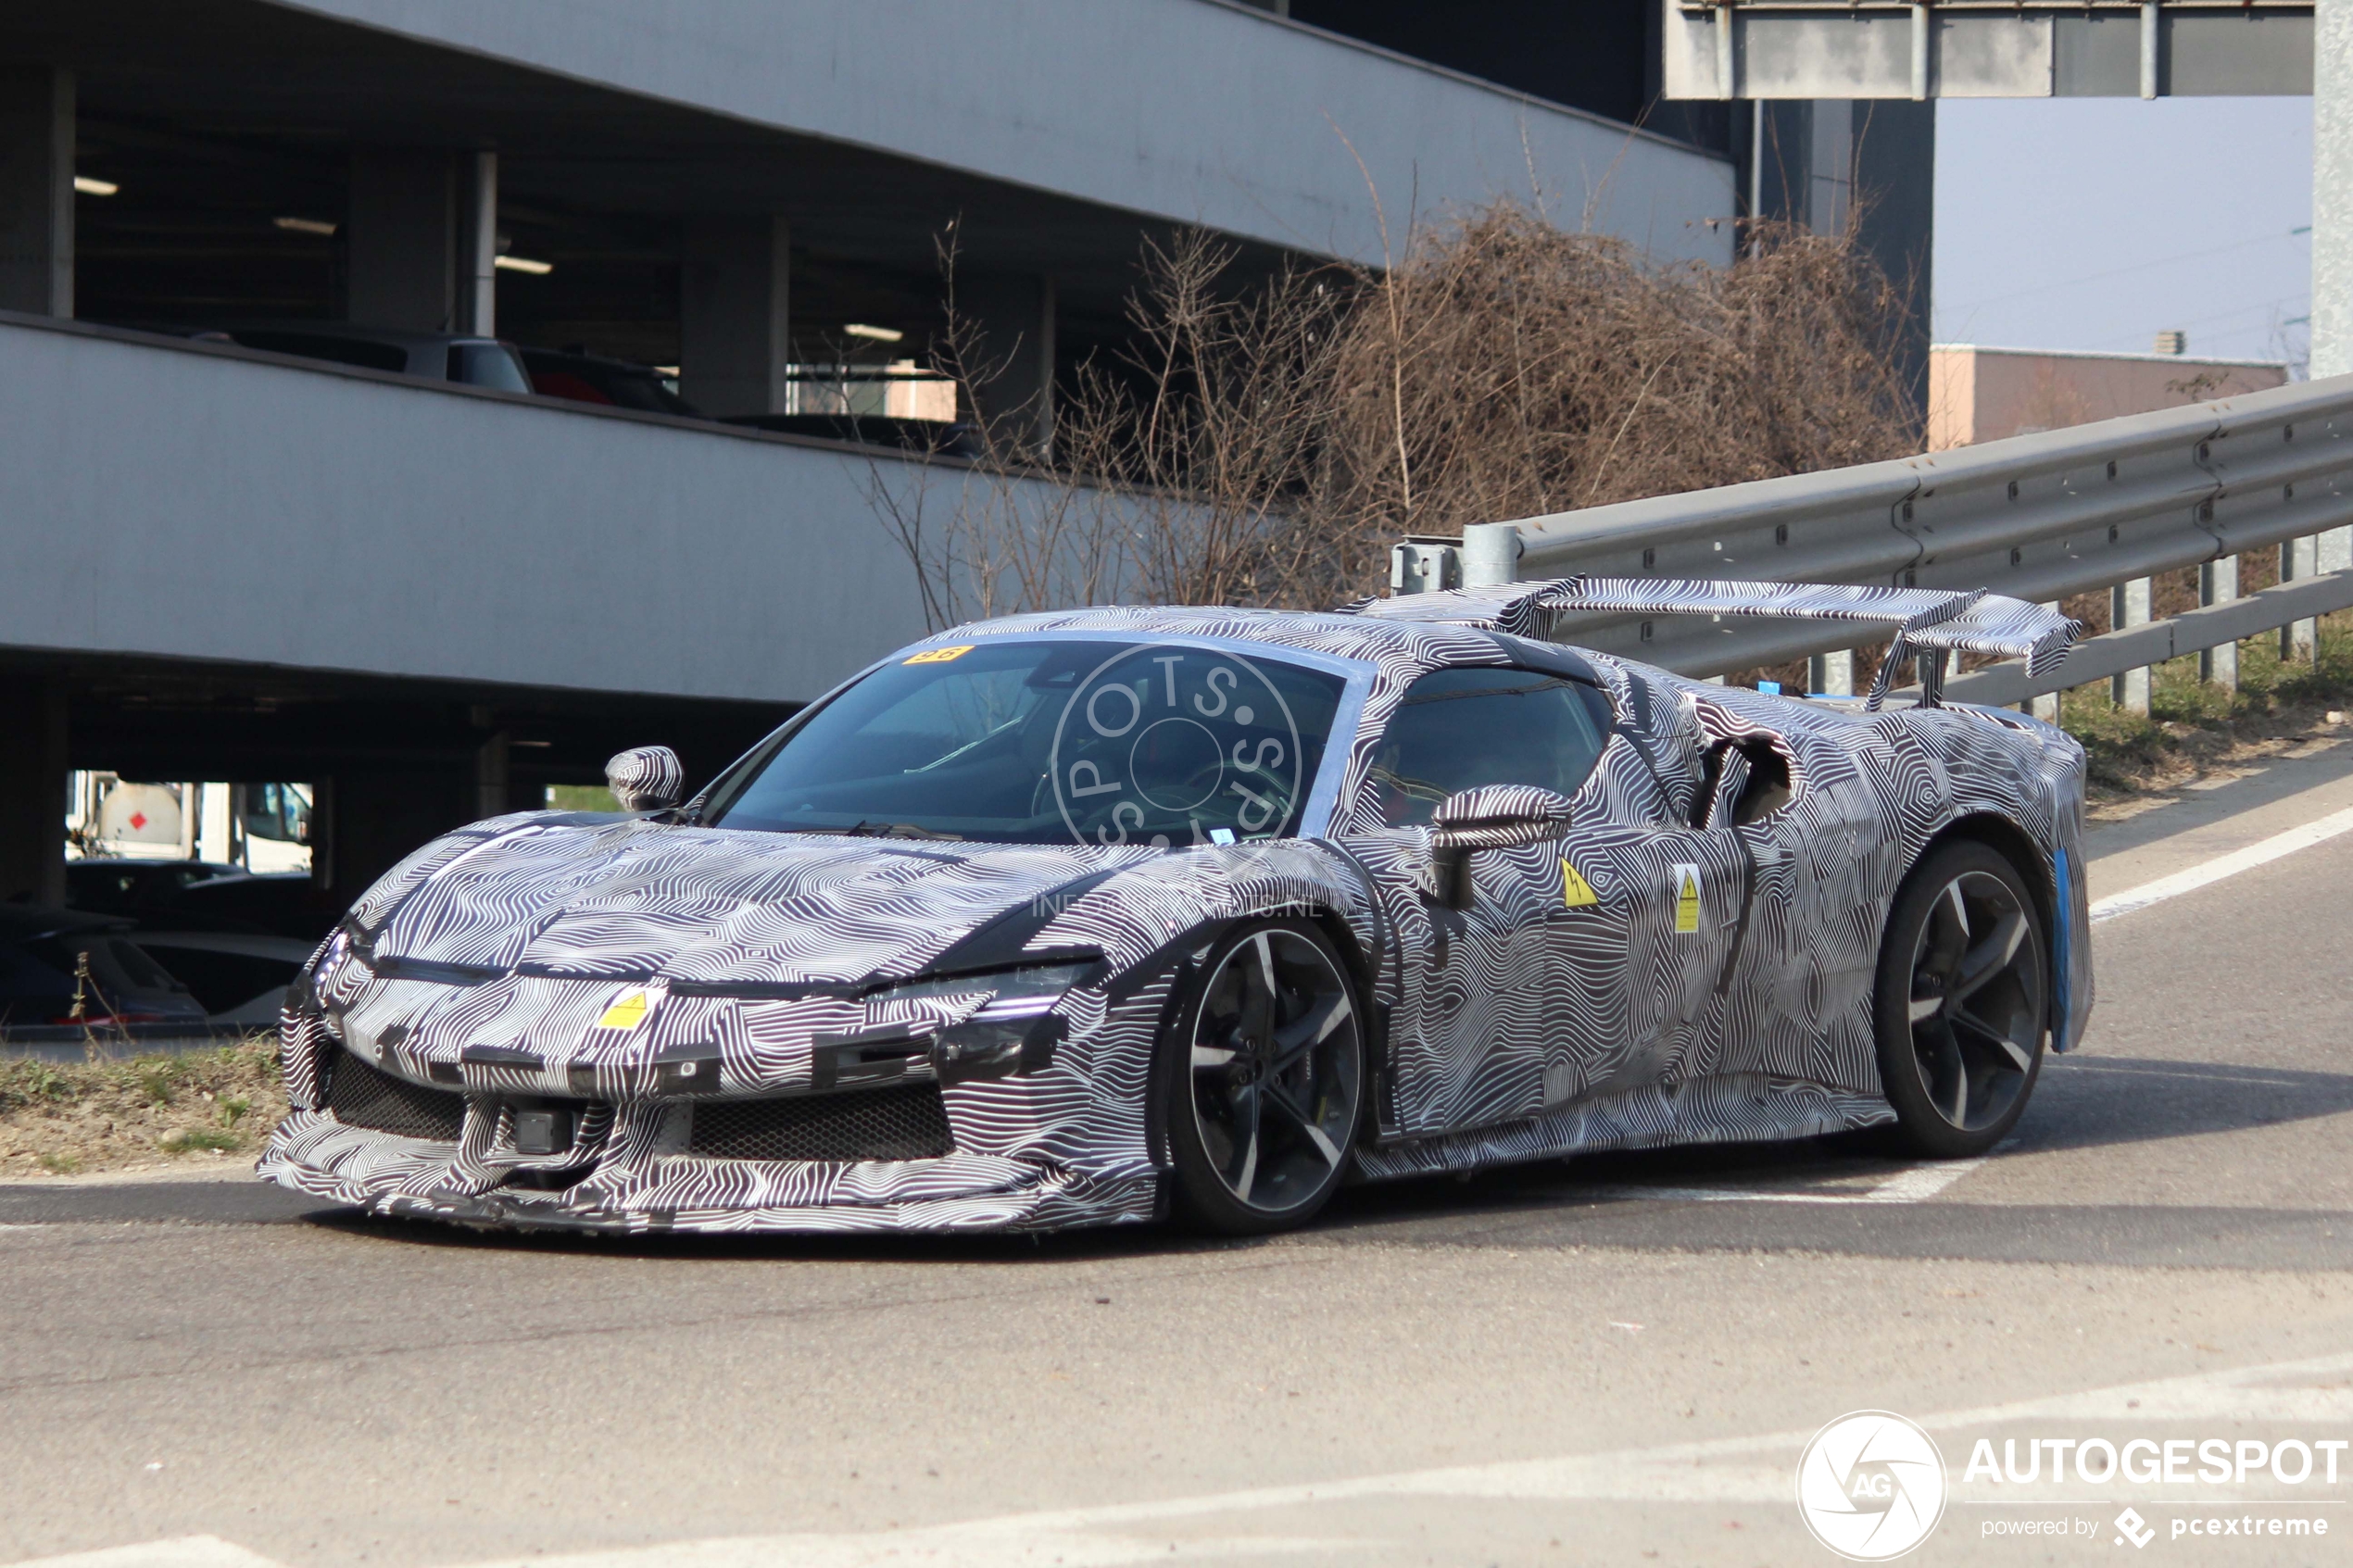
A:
[878,201,1924,621]
[0,1038,284,1177]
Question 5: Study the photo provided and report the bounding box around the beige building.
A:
[1928,344,2289,451]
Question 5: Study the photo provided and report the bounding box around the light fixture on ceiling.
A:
[73,176,118,196]
[273,216,337,236]
[844,322,904,343]
[494,255,553,275]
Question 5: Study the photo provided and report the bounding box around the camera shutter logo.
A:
[1050,644,1304,848]
[1795,1411,1947,1561]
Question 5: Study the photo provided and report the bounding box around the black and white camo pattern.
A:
[259,592,2094,1234]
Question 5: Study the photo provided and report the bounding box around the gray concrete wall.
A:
[0,313,950,705]
[271,0,1740,270]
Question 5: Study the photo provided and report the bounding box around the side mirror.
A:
[1420,784,1575,907]
[605,746,686,812]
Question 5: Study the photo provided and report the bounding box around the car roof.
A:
[0,905,133,942]
[937,604,1514,671]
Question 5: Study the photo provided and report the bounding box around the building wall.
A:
[0,311,957,706]
[279,0,1740,270]
[1928,344,2290,450]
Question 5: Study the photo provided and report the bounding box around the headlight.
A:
[868,960,1095,1084]
[306,927,354,999]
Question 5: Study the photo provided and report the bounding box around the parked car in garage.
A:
[122,928,316,1027]
[64,859,249,918]
[519,346,700,416]
[0,907,208,1033]
[179,322,534,393]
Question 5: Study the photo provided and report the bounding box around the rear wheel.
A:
[1161,921,1365,1235]
[1872,841,2048,1159]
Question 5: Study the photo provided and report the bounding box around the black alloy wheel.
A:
[1873,840,2049,1159]
[1162,921,1365,1235]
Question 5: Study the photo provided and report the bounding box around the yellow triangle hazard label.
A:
[1673,864,1702,934]
[598,991,651,1031]
[1561,859,1601,909]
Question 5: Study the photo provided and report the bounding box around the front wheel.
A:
[1872,841,2048,1159]
[1160,921,1365,1235]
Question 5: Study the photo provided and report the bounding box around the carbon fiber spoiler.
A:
[1339,576,2083,710]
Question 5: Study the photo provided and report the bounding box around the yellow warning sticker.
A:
[903,645,975,665]
[597,991,652,1031]
[1672,864,1702,934]
[1561,859,1601,909]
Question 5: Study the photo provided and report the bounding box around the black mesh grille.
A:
[688,1083,954,1161]
[326,1048,467,1142]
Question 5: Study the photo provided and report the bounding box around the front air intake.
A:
[326,1047,468,1142]
[688,1083,953,1162]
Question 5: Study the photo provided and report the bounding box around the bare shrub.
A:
[880,198,1923,621]
[1302,204,1921,607]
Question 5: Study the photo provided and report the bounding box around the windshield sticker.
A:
[902,645,975,665]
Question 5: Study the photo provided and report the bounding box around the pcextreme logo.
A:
[1797,1411,1949,1561]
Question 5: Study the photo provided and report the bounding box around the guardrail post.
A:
[2287,537,2320,659]
[1461,522,1521,588]
[2112,578,2153,713]
[1809,650,1854,697]
[2199,557,2239,690]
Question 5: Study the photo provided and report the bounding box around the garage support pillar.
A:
[959,273,1057,459]
[0,63,74,317]
[347,149,459,331]
[0,677,68,906]
[680,217,791,417]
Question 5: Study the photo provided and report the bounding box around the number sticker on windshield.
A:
[903,645,975,665]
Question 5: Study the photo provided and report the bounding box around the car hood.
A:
[363,818,1143,988]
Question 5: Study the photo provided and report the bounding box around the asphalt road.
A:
[6,746,2353,1568]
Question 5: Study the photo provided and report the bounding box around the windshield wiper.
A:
[838,820,964,841]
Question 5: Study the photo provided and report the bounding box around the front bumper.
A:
[258,1109,1161,1234]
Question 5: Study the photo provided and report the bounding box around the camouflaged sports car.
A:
[259,578,2094,1236]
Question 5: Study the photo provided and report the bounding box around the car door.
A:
[1347,664,1623,1136]
[1560,671,1756,1099]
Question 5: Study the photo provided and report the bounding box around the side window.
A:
[1368,668,1611,828]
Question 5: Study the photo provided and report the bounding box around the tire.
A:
[1872,840,2049,1160]
[1160,920,1366,1236]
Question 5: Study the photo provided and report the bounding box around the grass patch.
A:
[2051,610,2353,812]
[1,1036,286,1176]
[546,784,617,812]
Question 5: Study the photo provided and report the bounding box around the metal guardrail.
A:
[1391,371,2353,700]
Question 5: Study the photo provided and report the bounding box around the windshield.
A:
[710,639,1348,846]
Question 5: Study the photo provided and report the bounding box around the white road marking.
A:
[6,1537,283,1568]
[28,1354,2353,1568]
[1585,1151,1994,1209]
[2090,801,2353,923]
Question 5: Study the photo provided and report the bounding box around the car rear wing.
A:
[1339,577,2083,710]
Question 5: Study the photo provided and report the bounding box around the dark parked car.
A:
[0,907,208,1033]
[520,346,700,416]
[64,859,248,918]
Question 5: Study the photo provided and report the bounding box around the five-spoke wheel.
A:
[1873,840,2049,1158]
[1163,922,1364,1234]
